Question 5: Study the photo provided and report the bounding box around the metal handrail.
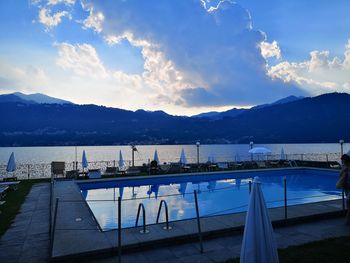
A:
[135,203,149,233]
[156,200,172,230]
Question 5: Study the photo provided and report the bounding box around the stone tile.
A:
[142,247,174,262]
[205,248,238,263]
[180,254,214,263]
[169,243,201,258]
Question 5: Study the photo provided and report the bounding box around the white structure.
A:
[207,153,216,163]
[118,150,125,168]
[6,152,16,172]
[82,150,88,169]
[240,177,279,263]
[153,150,160,163]
[179,148,187,165]
[280,148,286,160]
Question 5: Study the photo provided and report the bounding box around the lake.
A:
[0,143,346,165]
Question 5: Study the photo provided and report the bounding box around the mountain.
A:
[0,94,36,104]
[252,95,305,110]
[192,95,305,119]
[0,92,349,146]
[0,92,73,104]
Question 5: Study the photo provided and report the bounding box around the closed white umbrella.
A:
[235,153,241,162]
[82,150,88,169]
[179,148,187,165]
[280,148,286,160]
[6,152,16,172]
[240,177,279,263]
[118,150,124,168]
[153,150,160,164]
[207,153,215,163]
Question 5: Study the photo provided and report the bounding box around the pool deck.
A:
[0,183,50,263]
[51,175,346,262]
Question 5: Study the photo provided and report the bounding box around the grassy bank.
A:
[0,179,49,237]
[224,235,350,263]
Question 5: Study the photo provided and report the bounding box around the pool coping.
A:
[51,167,343,262]
[75,166,340,186]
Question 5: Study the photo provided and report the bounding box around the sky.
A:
[0,0,349,116]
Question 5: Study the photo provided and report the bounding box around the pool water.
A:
[78,168,341,231]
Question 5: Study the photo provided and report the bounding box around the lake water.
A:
[0,143,346,165]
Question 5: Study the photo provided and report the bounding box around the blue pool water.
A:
[78,168,341,231]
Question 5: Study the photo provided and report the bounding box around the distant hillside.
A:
[193,95,305,119]
[252,95,305,110]
[0,92,349,146]
[0,92,73,104]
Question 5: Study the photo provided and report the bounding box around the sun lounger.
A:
[255,161,267,168]
[217,162,228,169]
[103,167,119,177]
[126,167,141,175]
[0,186,9,200]
[51,161,65,178]
[0,181,20,191]
[88,169,102,179]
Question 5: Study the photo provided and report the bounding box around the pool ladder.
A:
[135,200,172,234]
[156,200,172,230]
[135,203,149,233]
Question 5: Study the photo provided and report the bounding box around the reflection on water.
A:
[81,169,341,230]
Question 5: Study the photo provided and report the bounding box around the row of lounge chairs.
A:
[0,180,20,214]
[50,158,341,180]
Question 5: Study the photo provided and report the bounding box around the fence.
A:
[49,176,346,261]
[0,152,342,180]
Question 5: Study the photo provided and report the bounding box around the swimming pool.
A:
[78,168,341,231]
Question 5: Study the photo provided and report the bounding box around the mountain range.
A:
[0,92,73,105]
[0,92,349,146]
[192,95,305,119]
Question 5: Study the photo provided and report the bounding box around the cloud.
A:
[56,42,107,78]
[0,62,50,93]
[260,40,281,59]
[267,39,350,95]
[55,42,143,89]
[47,0,75,5]
[81,2,104,33]
[80,0,305,107]
[38,7,71,29]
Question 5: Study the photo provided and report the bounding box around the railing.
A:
[0,152,343,180]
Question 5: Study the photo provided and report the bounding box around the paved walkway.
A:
[88,217,350,263]
[0,183,50,263]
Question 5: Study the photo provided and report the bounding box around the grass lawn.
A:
[0,179,50,237]
[224,235,350,263]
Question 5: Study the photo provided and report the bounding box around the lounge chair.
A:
[126,166,141,175]
[88,169,102,179]
[255,161,267,168]
[0,186,9,200]
[51,161,65,178]
[103,167,119,177]
[217,162,229,169]
[150,161,159,175]
[0,181,20,191]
